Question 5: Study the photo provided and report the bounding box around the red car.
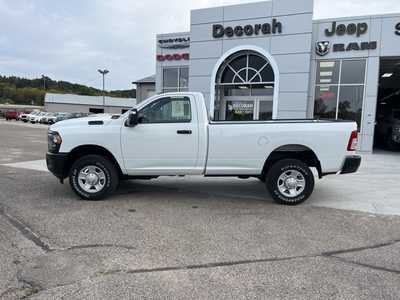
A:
[5,111,19,121]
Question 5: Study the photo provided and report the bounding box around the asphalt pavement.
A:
[0,120,399,299]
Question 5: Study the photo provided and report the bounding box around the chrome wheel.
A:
[277,170,306,198]
[77,165,106,193]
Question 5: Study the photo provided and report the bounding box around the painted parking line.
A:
[2,159,48,172]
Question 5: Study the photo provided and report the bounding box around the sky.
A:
[1,0,400,90]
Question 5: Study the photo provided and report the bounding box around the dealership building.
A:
[45,93,136,114]
[147,0,400,152]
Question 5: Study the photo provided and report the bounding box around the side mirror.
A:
[126,109,139,127]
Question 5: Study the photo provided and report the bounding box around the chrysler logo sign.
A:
[316,41,330,56]
[158,37,190,49]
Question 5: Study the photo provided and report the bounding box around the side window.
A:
[139,97,191,123]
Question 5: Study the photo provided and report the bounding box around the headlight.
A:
[48,131,62,153]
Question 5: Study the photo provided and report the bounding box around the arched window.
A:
[218,52,274,85]
[214,50,275,121]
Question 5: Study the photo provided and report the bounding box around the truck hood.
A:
[50,114,120,131]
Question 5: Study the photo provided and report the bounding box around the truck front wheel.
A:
[265,159,314,205]
[69,155,119,200]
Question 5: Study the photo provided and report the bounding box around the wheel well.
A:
[261,145,322,178]
[64,145,123,178]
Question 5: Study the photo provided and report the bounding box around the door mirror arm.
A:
[125,109,139,127]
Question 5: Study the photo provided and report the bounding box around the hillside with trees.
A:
[0,75,136,106]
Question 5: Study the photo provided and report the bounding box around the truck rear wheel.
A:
[69,155,119,200]
[265,159,314,205]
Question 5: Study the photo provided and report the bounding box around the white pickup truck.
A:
[46,92,361,205]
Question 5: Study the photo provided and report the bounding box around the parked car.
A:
[29,111,46,123]
[53,113,73,123]
[375,108,400,150]
[40,112,56,124]
[46,113,61,125]
[70,112,90,119]
[19,111,32,122]
[5,111,18,121]
[47,92,361,204]
[26,111,39,123]
[15,112,24,121]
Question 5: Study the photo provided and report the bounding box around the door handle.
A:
[177,130,192,135]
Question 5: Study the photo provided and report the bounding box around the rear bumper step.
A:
[340,155,361,174]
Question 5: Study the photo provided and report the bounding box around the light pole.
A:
[41,75,46,90]
[98,69,109,111]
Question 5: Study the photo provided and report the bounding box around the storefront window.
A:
[340,60,366,84]
[214,50,275,121]
[162,67,189,93]
[314,59,366,130]
[338,85,364,127]
[314,85,338,119]
[259,101,273,120]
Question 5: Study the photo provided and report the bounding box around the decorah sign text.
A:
[212,19,283,38]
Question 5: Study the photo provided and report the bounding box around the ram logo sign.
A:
[316,41,330,56]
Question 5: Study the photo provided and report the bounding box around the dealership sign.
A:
[158,37,190,49]
[325,21,368,37]
[316,41,330,56]
[212,19,283,38]
[156,53,189,61]
[315,40,377,56]
[316,21,378,56]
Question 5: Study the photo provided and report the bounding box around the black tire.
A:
[265,159,314,206]
[69,155,119,200]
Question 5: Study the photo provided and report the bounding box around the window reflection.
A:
[314,59,366,130]
[162,67,189,93]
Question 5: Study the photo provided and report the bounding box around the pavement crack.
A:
[0,272,44,299]
[321,239,400,275]
[321,239,400,256]
[124,254,317,275]
[326,255,400,275]
[65,244,136,251]
[0,204,51,252]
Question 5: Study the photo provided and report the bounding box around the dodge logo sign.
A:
[157,53,190,61]
[316,41,330,56]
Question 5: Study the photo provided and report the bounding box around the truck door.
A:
[121,95,199,175]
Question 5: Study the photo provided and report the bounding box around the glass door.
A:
[222,96,273,121]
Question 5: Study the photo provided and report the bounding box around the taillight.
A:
[347,130,358,151]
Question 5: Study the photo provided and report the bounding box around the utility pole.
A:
[97,69,109,111]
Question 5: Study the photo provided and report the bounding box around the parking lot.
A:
[1,119,400,299]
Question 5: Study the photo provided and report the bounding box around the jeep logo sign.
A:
[325,21,368,37]
[396,22,400,35]
[212,19,283,38]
